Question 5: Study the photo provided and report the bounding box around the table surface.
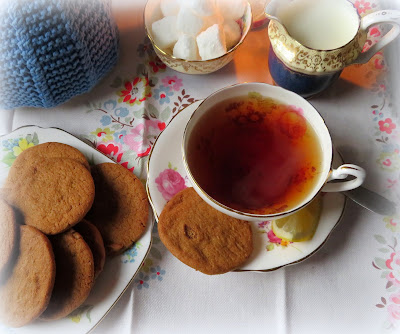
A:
[1,0,400,333]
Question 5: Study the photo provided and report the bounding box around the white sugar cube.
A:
[152,16,180,49]
[196,24,227,60]
[173,34,199,60]
[160,0,181,16]
[183,0,217,17]
[224,20,241,50]
[202,13,224,32]
[216,0,246,21]
[177,7,204,37]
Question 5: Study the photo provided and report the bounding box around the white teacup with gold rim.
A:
[266,0,400,98]
[182,83,366,222]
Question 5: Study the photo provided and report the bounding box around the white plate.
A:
[0,126,153,333]
[147,101,346,272]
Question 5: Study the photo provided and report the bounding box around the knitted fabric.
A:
[0,0,119,109]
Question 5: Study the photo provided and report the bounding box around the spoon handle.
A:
[343,187,398,216]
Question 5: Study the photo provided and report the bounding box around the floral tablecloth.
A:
[1,0,400,333]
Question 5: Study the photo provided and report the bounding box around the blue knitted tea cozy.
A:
[0,0,119,109]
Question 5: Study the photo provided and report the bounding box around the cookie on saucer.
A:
[86,163,149,255]
[41,229,95,321]
[0,225,56,327]
[158,187,253,275]
[6,158,95,235]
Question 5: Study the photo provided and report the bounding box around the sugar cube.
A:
[183,0,217,17]
[196,24,227,60]
[216,0,246,21]
[202,13,224,32]
[152,16,180,49]
[173,34,199,60]
[160,0,182,16]
[177,7,205,37]
[224,20,241,50]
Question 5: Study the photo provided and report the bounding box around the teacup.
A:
[266,0,400,98]
[182,83,366,222]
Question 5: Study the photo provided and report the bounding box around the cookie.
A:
[158,187,253,275]
[6,158,95,235]
[86,163,149,255]
[41,229,95,321]
[0,225,56,327]
[0,199,17,276]
[9,142,90,173]
[75,219,106,279]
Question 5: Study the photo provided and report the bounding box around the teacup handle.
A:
[322,164,366,193]
[353,10,400,64]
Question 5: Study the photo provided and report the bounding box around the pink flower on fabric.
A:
[123,120,163,157]
[386,252,400,270]
[379,118,396,134]
[155,169,186,201]
[97,141,134,171]
[162,76,183,92]
[97,141,123,162]
[390,292,400,305]
[149,58,167,73]
[267,229,282,244]
[354,0,371,14]
[386,252,400,287]
[124,123,148,156]
[387,304,400,324]
[369,27,381,38]
[374,57,385,70]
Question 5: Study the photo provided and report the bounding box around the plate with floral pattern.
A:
[0,126,153,333]
[147,101,347,272]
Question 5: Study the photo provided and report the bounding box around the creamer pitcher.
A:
[266,0,400,98]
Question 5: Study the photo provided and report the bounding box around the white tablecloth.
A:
[1,0,400,333]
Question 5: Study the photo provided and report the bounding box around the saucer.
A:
[147,101,346,272]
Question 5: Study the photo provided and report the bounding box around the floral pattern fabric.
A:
[1,0,398,332]
[354,1,400,331]
[85,38,198,179]
[83,36,199,293]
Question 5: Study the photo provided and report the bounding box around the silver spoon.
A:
[343,186,398,216]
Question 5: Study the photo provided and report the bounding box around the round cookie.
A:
[158,187,253,275]
[75,219,106,279]
[6,158,95,235]
[0,199,17,276]
[86,163,149,255]
[41,229,95,321]
[10,142,90,172]
[0,225,56,327]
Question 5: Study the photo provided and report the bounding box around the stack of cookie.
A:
[0,142,149,327]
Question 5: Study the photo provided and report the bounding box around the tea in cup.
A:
[182,83,365,221]
[266,0,400,98]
